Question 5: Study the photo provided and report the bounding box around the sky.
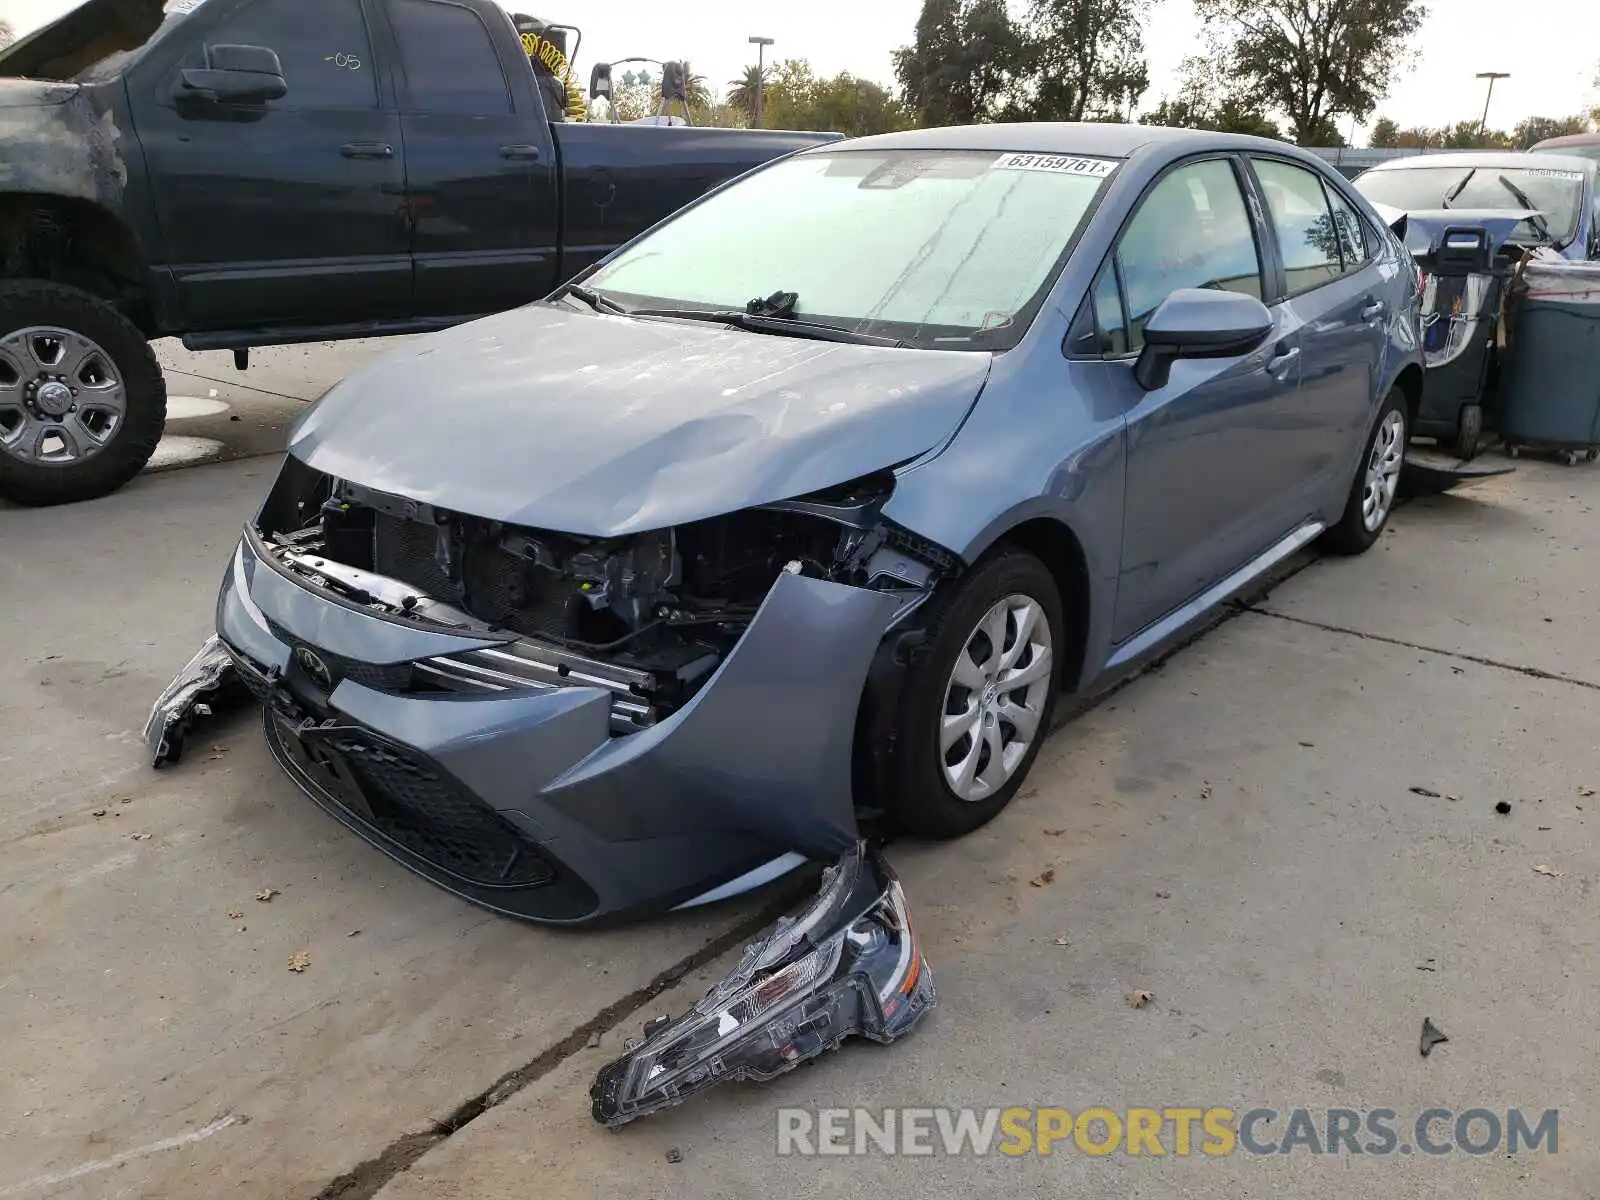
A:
[4,0,1597,138]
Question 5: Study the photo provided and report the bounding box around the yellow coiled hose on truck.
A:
[522,32,587,121]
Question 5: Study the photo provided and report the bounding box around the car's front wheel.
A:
[885,548,1063,839]
[0,281,166,506]
[1323,388,1407,556]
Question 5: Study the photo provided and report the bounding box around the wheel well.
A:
[1393,363,1423,425]
[994,517,1091,692]
[0,194,152,333]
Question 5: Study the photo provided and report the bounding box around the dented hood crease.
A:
[288,304,993,536]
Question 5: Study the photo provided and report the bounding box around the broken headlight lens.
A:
[591,841,935,1126]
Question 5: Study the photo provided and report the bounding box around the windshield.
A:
[581,148,1119,350]
[1354,165,1585,247]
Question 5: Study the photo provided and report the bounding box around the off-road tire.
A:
[0,280,165,506]
[884,548,1064,839]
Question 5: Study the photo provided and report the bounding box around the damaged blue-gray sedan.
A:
[149,124,1423,925]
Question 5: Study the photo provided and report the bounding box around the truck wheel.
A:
[1452,404,1482,461]
[0,281,165,506]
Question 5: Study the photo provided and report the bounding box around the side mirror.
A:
[180,43,287,105]
[589,62,613,100]
[1134,288,1274,391]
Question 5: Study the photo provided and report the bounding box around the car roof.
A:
[820,122,1309,162]
[1531,132,1600,150]
[1365,150,1596,174]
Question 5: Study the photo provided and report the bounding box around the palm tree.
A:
[680,62,712,110]
[727,64,769,125]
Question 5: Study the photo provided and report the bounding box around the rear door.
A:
[1247,157,1388,493]
[381,0,559,317]
[132,0,411,329]
[1105,156,1304,642]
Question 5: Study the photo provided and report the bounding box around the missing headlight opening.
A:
[252,462,950,731]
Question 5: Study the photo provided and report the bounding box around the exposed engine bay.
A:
[253,461,954,729]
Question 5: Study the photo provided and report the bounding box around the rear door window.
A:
[1253,158,1343,293]
[390,0,514,115]
[1115,158,1264,351]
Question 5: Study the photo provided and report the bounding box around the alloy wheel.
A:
[0,326,127,467]
[1362,409,1406,532]
[940,592,1054,803]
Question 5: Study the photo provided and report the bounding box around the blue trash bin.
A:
[1499,258,1600,464]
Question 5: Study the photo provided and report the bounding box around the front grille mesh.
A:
[373,511,451,598]
[326,731,555,888]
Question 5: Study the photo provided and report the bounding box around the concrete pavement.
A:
[2,331,1597,1199]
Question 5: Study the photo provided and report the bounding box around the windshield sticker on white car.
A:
[992,153,1118,178]
[1525,169,1585,180]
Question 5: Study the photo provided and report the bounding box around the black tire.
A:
[884,548,1064,839]
[1322,388,1408,556]
[0,280,165,506]
[1452,403,1482,461]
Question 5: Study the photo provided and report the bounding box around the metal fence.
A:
[1303,146,1466,179]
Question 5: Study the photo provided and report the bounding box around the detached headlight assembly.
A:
[591,841,936,1127]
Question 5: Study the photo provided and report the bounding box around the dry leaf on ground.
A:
[1126,989,1155,1009]
[1029,868,1056,887]
[1532,864,1564,878]
[255,887,279,903]
[287,951,311,972]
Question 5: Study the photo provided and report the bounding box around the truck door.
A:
[131,0,412,330]
[381,0,560,317]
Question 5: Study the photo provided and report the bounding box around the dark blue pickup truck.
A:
[0,0,836,504]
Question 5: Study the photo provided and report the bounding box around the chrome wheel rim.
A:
[940,592,1053,803]
[0,326,127,467]
[1362,409,1406,532]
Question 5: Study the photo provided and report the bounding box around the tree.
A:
[1393,125,1443,149]
[1193,0,1428,145]
[726,65,769,126]
[763,59,919,136]
[1512,114,1591,149]
[0,19,13,50]
[1018,0,1149,121]
[1369,117,1399,148]
[1441,119,1509,150]
[893,0,1027,126]
[679,63,712,111]
[1141,56,1280,138]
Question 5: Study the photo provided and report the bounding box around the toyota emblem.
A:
[295,646,333,690]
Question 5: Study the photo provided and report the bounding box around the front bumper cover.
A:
[591,840,935,1126]
[147,529,904,925]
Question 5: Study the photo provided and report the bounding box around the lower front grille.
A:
[280,719,555,889]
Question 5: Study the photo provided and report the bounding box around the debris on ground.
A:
[1043,828,1066,836]
[1155,890,1171,899]
[1417,958,1437,972]
[586,1031,602,1048]
[1495,801,1513,815]
[347,929,361,937]
[91,808,107,817]
[1410,786,1442,798]
[255,887,279,903]
[1199,783,1212,799]
[1532,864,1564,878]
[287,951,311,973]
[1420,1017,1449,1057]
[590,842,934,1127]
[1579,787,1595,798]
[665,1147,683,1164]
[1126,989,1155,1009]
[228,910,244,920]
[1029,868,1056,887]
[130,832,152,841]
[1053,937,1069,946]
[1299,741,1315,748]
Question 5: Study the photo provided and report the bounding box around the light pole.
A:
[1476,71,1509,141]
[749,35,774,128]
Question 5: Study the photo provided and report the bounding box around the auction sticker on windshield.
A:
[993,153,1118,178]
[1526,169,1585,180]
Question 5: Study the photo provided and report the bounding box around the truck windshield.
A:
[1354,165,1585,248]
[582,148,1119,351]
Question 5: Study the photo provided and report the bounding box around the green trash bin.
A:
[1499,258,1600,464]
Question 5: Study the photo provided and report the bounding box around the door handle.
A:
[1360,299,1386,321]
[498,143,542,160]
[1267,346,1301,378]
[341,141,394,159]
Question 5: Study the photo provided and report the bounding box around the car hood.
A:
[288,304,993,537]
[0,80,81,107]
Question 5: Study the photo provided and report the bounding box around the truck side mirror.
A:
[180,43,287,105]
[590,63,612,100]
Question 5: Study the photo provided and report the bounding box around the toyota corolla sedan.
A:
[155,124,1423,924]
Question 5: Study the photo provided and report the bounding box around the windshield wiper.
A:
[1441,168,1477,209]
[1495,175,1556,243]
[561,283,629,314]
[623,307,906,347]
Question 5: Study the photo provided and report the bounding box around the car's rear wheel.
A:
[1323,388,1407,556]
[885,548,1063,839]
[0,281,165,506]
